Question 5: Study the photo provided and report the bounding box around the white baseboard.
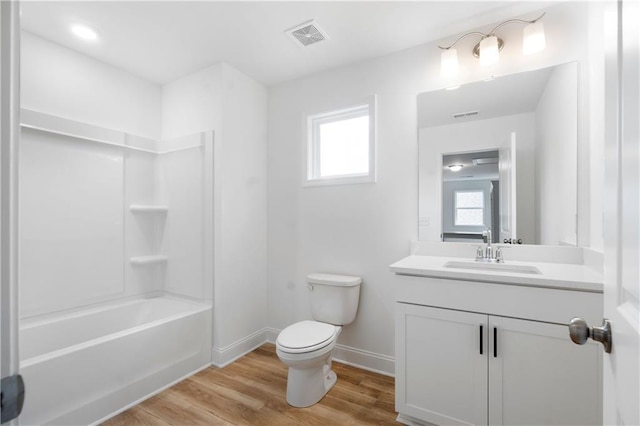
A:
[265,327,280,344]
[333,344,395,377]
[396,413,431,425]
[212,328,268,368]
[266,327,395,377]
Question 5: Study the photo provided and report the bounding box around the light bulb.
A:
[441,48,459,77]
[448,164,463,172]
[523,21,546,55]
[479,36,499,66]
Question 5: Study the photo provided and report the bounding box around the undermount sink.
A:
[443,261,542,275]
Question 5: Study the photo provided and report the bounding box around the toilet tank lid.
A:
[307,273,361,287]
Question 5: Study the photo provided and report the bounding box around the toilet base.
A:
[285,360,337,407]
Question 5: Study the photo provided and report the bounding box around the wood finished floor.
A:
[103,343,398,425]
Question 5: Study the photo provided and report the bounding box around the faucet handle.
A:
[476,246,484,260]
[495,247,504,262]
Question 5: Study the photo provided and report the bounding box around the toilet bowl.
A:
[276,273,361,407]
[276,320,342,407]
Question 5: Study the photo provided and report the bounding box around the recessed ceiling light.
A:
[71,24,98,41]
[448,164,463,172]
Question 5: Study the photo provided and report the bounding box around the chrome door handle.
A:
[568,318,612,353]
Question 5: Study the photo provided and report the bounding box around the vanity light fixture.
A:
[448,164,464,172]
[438,12,546,76]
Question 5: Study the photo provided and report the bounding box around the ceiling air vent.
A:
[452,110,479,119]
[286,20,328,47]
[472,157,499,166]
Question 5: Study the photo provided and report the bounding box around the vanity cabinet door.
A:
[488,316,602,426]
[396,303,488,426]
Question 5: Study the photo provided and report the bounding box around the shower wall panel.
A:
[160,132,214,300]
[124,148,165,296]
[20,128,125,317]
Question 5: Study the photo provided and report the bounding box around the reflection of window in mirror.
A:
[455,191,484,226]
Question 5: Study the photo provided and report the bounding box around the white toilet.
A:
[276,273,361,407]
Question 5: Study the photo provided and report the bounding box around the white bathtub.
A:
[19,296,212,425]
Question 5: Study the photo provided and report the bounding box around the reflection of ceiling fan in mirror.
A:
[443,150,499,182]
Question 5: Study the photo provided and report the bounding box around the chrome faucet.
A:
[484,229,493,259]
[476,228,503,263]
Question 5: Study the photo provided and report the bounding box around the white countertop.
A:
[390,254,604,292]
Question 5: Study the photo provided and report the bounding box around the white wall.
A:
[267,46,420,364]
[536,63,578,246]
[162,63,268,365]
[21,32,161,139]
[161,64,223,140]
[267,1,600,370]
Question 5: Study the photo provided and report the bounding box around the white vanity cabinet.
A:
[390,253,604,426]
[397,304,488,425]
[396,302,602,426]
[486,315,601,426]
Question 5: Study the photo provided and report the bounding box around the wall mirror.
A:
[418,62,578,246]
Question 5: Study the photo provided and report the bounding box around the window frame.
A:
[304,97,376,187]
[454,190,485,226]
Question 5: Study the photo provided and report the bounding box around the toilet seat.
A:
[276,320,339,354]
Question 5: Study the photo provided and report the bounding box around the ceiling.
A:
[443,150,499,182]
[20,1,556,87]
[417,64,553,128]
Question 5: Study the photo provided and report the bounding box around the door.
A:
[602,0,640,424]
[489,317,601,426]
[498,132,517,242]
[396,303,487,426]
[1,1,23,424]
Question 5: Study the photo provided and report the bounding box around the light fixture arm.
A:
[438,32,487,50]
[486,12,546,36]
[437,12,546,50]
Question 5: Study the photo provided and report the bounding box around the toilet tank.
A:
[307,273,361,325]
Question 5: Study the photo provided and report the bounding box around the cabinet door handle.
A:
[479,325,483,355]
[493,327,498,358]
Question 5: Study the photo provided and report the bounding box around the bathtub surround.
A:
[18,109,214,316]
[21,30,269,366]
[19,297,211,425]
[17,106,214,423]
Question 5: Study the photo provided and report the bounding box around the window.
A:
[455,190,484,226]
[306,99,376,186]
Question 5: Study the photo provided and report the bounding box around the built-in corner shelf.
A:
[130,204,169,213]
[130,255,168,266]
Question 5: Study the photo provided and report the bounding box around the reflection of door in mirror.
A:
[442,150,499,243]
[498,132,517,242]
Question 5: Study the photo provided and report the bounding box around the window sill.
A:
[303,174,376,187]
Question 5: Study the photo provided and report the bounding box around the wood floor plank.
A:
[104,343,398,425]
[105,407,169,426]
